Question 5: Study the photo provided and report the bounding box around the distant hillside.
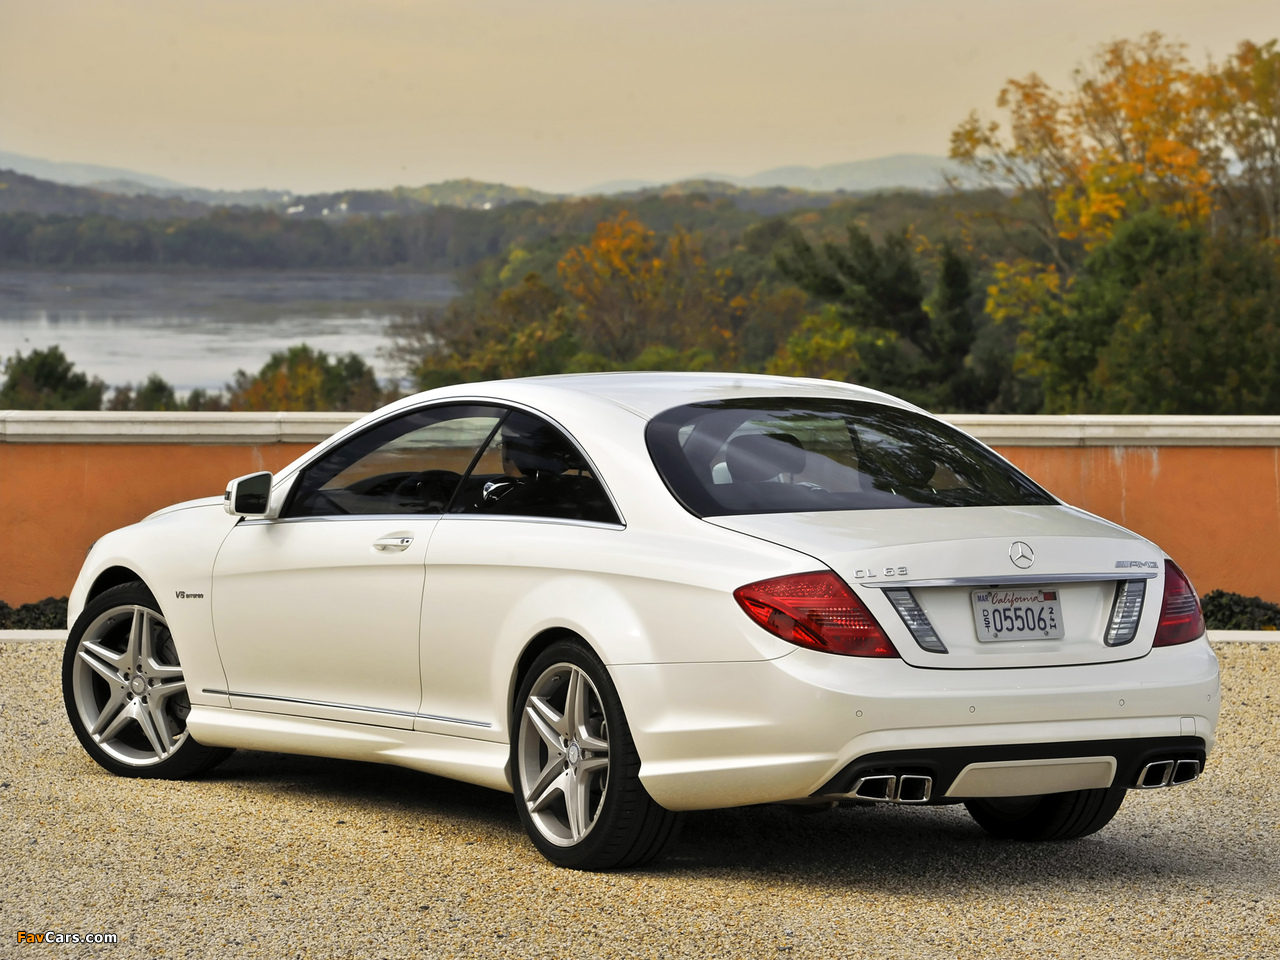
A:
[0,151,188,190]
[728,154,964,192]
[607,179,855,215]
[90,179,291,208]
[0,169,210,220]
[89,176,559,215]
[272,179,561,218]
[584,154,966,196]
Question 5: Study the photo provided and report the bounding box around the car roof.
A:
[410,372,920,420]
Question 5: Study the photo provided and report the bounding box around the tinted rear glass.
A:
[646,398,1056,517]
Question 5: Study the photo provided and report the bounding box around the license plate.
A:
[971,589,1064,642]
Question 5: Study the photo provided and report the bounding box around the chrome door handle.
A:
[373,535,414,552]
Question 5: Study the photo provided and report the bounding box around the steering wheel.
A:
[393,470,461,509]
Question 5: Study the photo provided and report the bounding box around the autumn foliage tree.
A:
[229,344,386,411]
[952,34,1280,413]
[390,212,806,386]
[557,215,757,369]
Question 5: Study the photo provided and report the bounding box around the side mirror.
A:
[224,471,273,517]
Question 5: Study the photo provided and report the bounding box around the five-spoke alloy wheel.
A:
[63,582,231,779]
[513,639,680,870]
[518,660,612,847]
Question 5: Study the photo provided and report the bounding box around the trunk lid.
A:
[708,505,1166,669]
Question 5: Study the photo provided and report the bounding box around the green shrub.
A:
[0,596,69,630]
[1200,590,1280,631]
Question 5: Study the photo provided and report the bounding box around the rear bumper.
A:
[814,736,1206,801]
[610,635,1219,811]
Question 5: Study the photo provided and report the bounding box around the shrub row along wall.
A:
[2,411,1278,607]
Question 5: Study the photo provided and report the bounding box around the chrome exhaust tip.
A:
[1171,759,1201,785]
[843,773,933,803]
[849,774,897,801]
[895,774,933,804]
[1135,760,1175,788]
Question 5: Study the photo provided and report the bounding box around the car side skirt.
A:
[185,705,513,794]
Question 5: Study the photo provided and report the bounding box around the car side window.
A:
[285,405,504,517]
[449,410,619,524]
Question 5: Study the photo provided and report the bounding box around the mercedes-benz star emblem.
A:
[1009,541,1035,569]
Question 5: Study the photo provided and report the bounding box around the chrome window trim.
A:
[439,514,626,531]
[239,513,625,531]
[203,689,492,728]
[863,572,1159,589]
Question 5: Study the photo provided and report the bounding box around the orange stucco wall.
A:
[1,441,1277,606]
[0,443,313,605]
[998,445,1280,603]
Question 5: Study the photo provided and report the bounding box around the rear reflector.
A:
[1105,579,1147,646]
[734,571,899,658]
[1153,560,1205,647]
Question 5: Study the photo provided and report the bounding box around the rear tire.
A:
[512,639,681,870]
[63,582,232,779]
[965,786,1126,841]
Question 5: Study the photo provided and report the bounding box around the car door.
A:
[416,408,623,739]
[211,403,505,729]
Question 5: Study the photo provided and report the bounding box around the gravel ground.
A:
[2,641,1276,960]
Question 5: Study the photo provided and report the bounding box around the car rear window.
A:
[645,398,1056,517]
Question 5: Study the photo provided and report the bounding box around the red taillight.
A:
[734,571,899,658]
[1153,559,1205,647]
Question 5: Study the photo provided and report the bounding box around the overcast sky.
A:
[1,0,1276,194]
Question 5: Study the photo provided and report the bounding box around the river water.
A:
[0,270,457,394]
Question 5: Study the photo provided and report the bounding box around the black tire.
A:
[965,786,1127,841]
[511,639,681,870]
[62,582,233,779]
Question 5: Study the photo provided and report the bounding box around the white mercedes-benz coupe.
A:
[63,373,1219,869]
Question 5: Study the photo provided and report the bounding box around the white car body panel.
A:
[211,515,440,729]
[65,372,1221,812]
[69,498,237,709]
[416,514,808,741]
[614,637,1218,809]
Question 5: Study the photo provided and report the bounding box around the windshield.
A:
[646,398,1056,517]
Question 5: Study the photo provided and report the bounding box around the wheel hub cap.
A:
[129,676,148,695]
[567,741,581,766]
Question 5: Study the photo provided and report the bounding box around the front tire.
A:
[965,786,1127,841]
[512,639,681,870]
[63,582,232,779]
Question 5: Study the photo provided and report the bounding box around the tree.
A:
[951,33,1216,263]
[387,212,806,386]
[770,226,990,409]
[0,345,105,409]
[556,213,748,367]
[387,273,576,389]
[1018,211,1280,413]
[228,344,386,411]
[952,33,1280,413]
[107,373,180,411]
[1207,40,1280,240]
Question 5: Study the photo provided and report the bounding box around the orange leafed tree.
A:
[557,213,746,365]
[951,33,1217,261]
